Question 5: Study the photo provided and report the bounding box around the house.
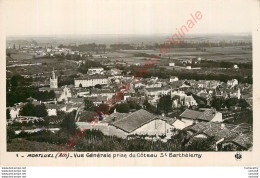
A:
[170,76,179,83]
[172,92,197,108]
[8,106,21,119]
[227,79,238,88]
[145,87,171,97]
[46,104,59,116]
[109,109,174,139]
[185,122,252,151]
[180,109,223,127]
[222,132,252,151]
[75,75,109,88]
[234,65,239,69]
[169,63,175,67]
[87,68,104,75]
[57,85,72,102]
[68,97,84,105]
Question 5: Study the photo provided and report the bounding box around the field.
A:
[6,57,79,80]
[109,46,252,64]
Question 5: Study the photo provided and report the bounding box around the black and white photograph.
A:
[1,0,260,167]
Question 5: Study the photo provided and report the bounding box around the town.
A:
[6,34,253,152]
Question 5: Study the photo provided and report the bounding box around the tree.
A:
[238,99,250,109]
[84,99,94,111]
[19,103,47,117]
[38,103,48,117]
[116,103,130,113]
[60,111,77,136]
[211,97,225,110]
[225,98,239,108]
[94,84,102,89]
[19,103,35,116]
[143,100,156,113]
[6,109,11,120]
[158,95,173,114]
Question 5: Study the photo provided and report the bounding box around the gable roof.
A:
[110,109,158,133]
[180,109,203,120]
[231,133,253,149]
[197,109,216,122]
[101,112,130,123]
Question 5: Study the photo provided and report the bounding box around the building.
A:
[50,69,58,89]
[88,68,104,75]
[74,75,109,88]
[171,91,197,108]
[185,122,252,151]
[57,85,72,102]
[180,109,223,127]
[234,65,239,69]
[169,63,175,67]
[227,79,238,88]
[109,109,174,139]
[170,76,179,83]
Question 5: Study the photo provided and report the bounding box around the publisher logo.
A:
[235,152,242,161]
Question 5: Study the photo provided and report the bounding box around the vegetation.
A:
[7,75,55,107]
[7,129,215,151]
[19,103,48,117]
[158,95,173,114]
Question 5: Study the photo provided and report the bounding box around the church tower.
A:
[50,68,58,89]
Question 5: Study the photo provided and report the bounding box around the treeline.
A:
[6,75,56,107]
[78,60,104,74]
[193,61,252,69]
[110,44,135,51]
[58,74,80,87]
[19,102,48,117]
[157,41,252,49]
[130,66,252,84]
[59,43,106,54]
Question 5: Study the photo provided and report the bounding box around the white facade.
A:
[9,107,20,119]
[47,109,57,116]
[169,63,175,67]
[172,119,186,130]
[170,76,179,82]
[50,70,58,89]
[227,79,238,88]
[58,86,72,102]
[211,112,223,122]
[88,68,104,75]
[75,77,109,88]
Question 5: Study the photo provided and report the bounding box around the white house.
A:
[170,76,179,83]
[227,79,238,88]
[169,63,175,67]
[57,85,72,102]
[180,109,223,128]
[75,75,109,88]
[88,68,104,75]
[108,109,174,139]
[8,107,20,119]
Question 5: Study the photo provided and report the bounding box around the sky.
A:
[4,0,256,36]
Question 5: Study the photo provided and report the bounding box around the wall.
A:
[108,125,129,139]
[181,118,194,128]
[212,112,223,122]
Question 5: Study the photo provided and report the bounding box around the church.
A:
[50,68,58,89]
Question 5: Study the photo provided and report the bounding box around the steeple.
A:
[50,68,58,89]
[52,68,56,79]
